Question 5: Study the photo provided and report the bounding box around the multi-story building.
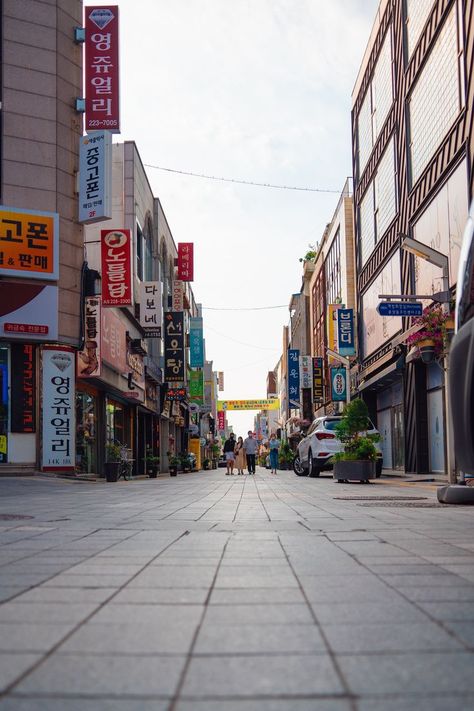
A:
[0,0,83,473]
[352,0,474,475]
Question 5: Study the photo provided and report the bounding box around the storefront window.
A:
[76,391,97,474]
[106,399,125,446]
[0,346,8,463]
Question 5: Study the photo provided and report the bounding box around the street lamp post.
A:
[400,236,455,484]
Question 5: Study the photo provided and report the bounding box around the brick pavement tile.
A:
[89,602,203,626]
[311,601,427,624]
[356,697,474,711]
[0,653,42,693]
[128,567,217,588]
[337,652,474,695]
[194,621,327,654]
[322,621,463,653]
[0,602,98,624]
[39,573,132,588]
[0,588,24,603]
[443,621,474,646]
[0,622,75,652]
[180,654,344,697]
[0,699,170,711]
[174,700,352,711]
[15,653,185,696]
[16,587,116,603]
[203,603,313,625]
[112,587,208,604]
[416,601,474,621]
[209,587,305,604]
[379,574,473,587]
[396,585,474,602]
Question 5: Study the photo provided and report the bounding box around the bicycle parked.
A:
[116,441,134,481]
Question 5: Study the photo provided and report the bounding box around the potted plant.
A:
[203,458,210,470]
[278,442,294,470]
[104,442,121,482]
[167,452,179,476]
[179,452,193,472]
[144,449,160,478]
[332,399,380,483]
[406,305,452,364]
[211,443,220,469]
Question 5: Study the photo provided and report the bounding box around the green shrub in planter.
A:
[333,400,379,482]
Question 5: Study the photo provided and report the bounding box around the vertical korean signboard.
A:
[85,6,120,133]
[164,311,185,383]
[0,206,59,281]
[337,308,355,357]
[299,355,312,389]
[287,348,300,409]
[10,344,36,433]
[172,280,183,311]
[189,370,204,403]
[217,410,225,433]
[42,346,75,471]
[189,317,204,367]
[327,304,343,363]
[312,357,324,403]
[177,243,194,281]
[77,296,101,377]
[139,281,162,337]
[78,132,112,223]
[331,367,347,402]
[101,229,132,306]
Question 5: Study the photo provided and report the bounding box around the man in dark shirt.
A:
[223,433,236,475]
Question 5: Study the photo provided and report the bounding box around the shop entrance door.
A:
[392,404,404,470]
[378,408,392,469]
[428,389,445,473]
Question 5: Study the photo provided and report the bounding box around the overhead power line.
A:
[144,163,340,194]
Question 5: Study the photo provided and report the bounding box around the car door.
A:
[299,419,317,464]
[449,201,474,474]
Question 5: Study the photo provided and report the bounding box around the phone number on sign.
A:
[87,120,118,128]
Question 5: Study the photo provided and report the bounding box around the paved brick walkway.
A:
[0,469,474,710]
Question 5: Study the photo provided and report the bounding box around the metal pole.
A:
[442,266,456,484]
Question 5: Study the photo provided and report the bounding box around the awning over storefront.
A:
[358,356,405,392]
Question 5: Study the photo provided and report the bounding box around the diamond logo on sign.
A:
[89,8,115,29]
[50,353,72,372]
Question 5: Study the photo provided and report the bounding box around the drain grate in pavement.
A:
[0,514,34,520]
[333,496,427,501]
[357,501,443,508]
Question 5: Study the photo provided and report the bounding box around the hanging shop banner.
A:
[164,311,185,382]
[337,308,355,357]
[172,280,184,312]
[0,206,59,280]
[101,307,127,373]
[41,346,75,471]
[85,6,120,133]
[139,281,162,337]
[331,367,347,402]
[299,355,312,389]
[327,304,344,363]
[77,297,101,378]
[177,242,194,281]
[10,344,36,433]
[0,283,58,341]
[218,410,226,432]
[167,387,186,401]
[217,399,280,412]
[312,357,324,402]
[78,131,112,223]
[189,317,204,367]
[288,348,300,406]
[218,371,224,391]
[189,370,204,403]
[101,229,132,306]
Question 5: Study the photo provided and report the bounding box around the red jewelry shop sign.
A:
[85,6,120,133]
[101,229,132,306]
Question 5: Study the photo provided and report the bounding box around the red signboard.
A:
[101,307,127,373]
[218,411,225,432]
[177,243,194,281]
[10,344,36,433]
[85,6,120,133]
[101,229,132,306]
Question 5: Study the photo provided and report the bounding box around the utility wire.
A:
[205,324,280,352]
[203,304,287,311]
[144,163,340,194]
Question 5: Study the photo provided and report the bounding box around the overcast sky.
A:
[113,0,380,434]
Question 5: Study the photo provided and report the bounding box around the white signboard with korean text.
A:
[139,281,162,337]
[42,346,75,471]
[77,297,101,377]
[78,132,112,223]
[172,280,183,312]
[299,355,312,389]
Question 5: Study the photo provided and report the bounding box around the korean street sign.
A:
[78,131,112,223]
[177,242,194,281]
[167,387,186,401]
[218,371,224,391]
[218,410,225,432]
[101,229,132,306]
[77,297,101,378]
[41,346,75,471]
[164,311,185,382]
[327,304,343,363]
[189,317,204,367]
[331,367,347,402]
[288,349,300,407]
[172,280,184,311]
[10,344,36,433]
[139,281,162,336]
[0,206,59,280]
[299,355,312,389]
[337,308,356,356]
[377,301,423,317]
[85,6,120,133]
[312,356,324,402]
[189,370,204,403]
[217,399,280,411]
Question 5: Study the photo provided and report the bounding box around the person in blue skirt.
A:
[268,433,280,474]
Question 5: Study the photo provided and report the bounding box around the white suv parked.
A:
[294,415,383,478]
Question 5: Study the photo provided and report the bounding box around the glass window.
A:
[361,251,402,359]
[0,346,8,463]
[76,391,97,474]
[408,6,462,184]
[106,399,125,446]
[323,419,341,431]
[136,223,144,281]
[405,0,436,57]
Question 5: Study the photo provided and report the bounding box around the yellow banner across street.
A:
[217,399,280,412]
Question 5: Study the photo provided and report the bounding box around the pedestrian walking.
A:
[268,433,280,474]
[223,433,236,475]
[234,436,246,475]
[243,431,258,474]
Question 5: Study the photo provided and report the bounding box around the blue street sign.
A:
[377,301,423,317]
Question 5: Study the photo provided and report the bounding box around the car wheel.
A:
[308,452,320,478]
[375,460,382,478]
[293,455,308,476]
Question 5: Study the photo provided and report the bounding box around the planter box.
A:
[333,460,375,482]
[104,462,120,482]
